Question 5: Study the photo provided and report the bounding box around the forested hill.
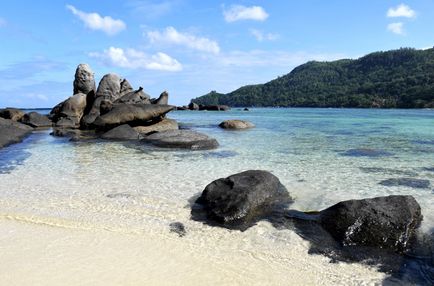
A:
[191,48,434,108]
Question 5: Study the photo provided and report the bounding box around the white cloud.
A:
[249,29,279,42]
[147,26,220,54]
[387,4,416,18]
[387,22,404,35]
[223,5,268,22]
[89,47,182,72]
[0,17,6,27]
[66,5,126,35]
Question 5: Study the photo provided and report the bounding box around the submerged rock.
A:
[143,130,218,150]
[20,112,52,128]
[0,118,33,148]
[169,222,186,237]
[360,167,418,177]
[50,128,98,141]
[319,195,422,252]
[341,148,393,157]
[219,119,255,129]
[101,124,140,140]
[192,170,292,230]
[93,104,174,129]
[0,108,25,121]
[133,118,178,135]
[379,178,431,189]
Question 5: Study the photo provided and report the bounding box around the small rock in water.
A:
[341,148,393,157]
[360,167,418,177]
[422,167,434,172]
[169,222,186,237]
[202,150,238,159]
[379,178,431,189]
[219,119,255,130]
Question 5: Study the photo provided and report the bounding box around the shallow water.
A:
[1,108,434,285]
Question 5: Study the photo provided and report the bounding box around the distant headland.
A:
[192,47,434,108]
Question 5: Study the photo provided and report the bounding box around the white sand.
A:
[0,219,386,286]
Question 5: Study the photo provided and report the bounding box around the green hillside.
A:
[192,48,434,108]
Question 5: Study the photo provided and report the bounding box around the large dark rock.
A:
[379,178,431,189]
[101,124,139,140]
[73,63,96,95]
[319,195,422,252]
[219,119,255,129]
[20,112,52,128]
[0,108,25,121]
[192,170,292,229]
[114,87,151,105]
[151,91,169,105]
[143,130,218,150]
[199,105,230,111]
[0,118,33,148]
[93,104,174,129]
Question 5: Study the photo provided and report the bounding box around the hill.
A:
[191,48,434,108]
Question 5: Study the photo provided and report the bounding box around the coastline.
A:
[0,219,386,286]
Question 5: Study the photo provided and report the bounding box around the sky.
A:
[0,0,433,108]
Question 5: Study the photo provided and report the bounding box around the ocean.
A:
[0,108,433,285]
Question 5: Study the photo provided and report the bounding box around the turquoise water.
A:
[0,108,433,284]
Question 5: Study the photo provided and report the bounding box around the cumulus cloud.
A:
[89,47,182,72]
[387,4,416,18]
[66,5,126,35]
[223,5,268,22]
[249,29,279,42]
[387,22,404,35]
[147,26,220,54]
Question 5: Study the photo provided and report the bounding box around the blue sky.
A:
[0,0,433,108]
